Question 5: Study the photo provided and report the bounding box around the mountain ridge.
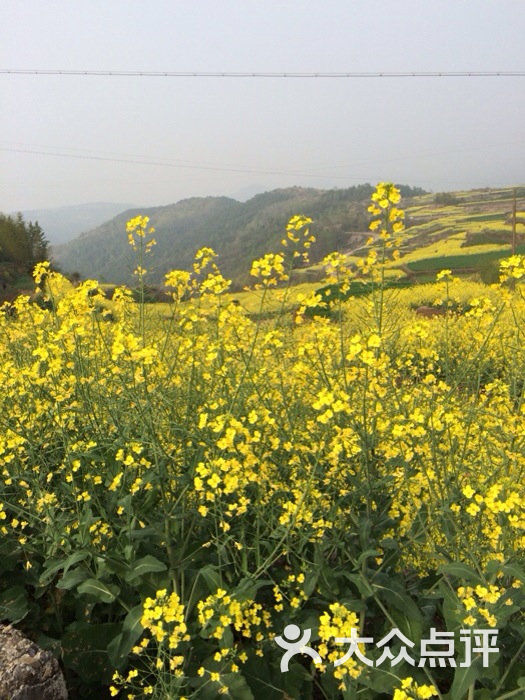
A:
[53,184,426,288]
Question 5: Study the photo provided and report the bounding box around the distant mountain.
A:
[18,202,134,245]
[53,185,426,289]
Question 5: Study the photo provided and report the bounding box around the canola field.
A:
[0,186,523,699]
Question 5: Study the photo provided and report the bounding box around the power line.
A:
[0,146,355,180]
[2,139,522,179]
[2,145,520,189]
[1,69,525,79]
[1,141,267,171]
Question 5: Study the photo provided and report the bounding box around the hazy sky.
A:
[1,1,524,211]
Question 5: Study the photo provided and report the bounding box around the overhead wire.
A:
[0,145,515,188]
[1,69,525,79]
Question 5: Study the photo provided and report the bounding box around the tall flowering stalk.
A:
[126,215,156,344]
[366,182,405,335]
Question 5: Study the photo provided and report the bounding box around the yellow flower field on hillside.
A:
[0,185,523,699]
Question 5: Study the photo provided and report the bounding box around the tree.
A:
[0,213,49,265]
[26,220,49,263]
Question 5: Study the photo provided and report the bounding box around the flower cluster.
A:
[317,603,363,688]
[126,215,156,249]
[393,677,438,699]
[499,254,525,282]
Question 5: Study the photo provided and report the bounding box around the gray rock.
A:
[0,625,67,700]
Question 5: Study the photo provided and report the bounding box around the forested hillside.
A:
[54,184,426,288]
[0,213,49,299]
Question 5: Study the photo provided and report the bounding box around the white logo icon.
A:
[274,624,322,672]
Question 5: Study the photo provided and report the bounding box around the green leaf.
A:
[124,555,167,583]
[343,572,373,598]
[77,578,120,603]
[106,637,129,669]
[439,581,461,632]
[472,691,492,700]
[234,576,270,602]
[107,606,144,667]
[439,562,483,585]
[357,549,382,566]
[358,517,372,550]
[0,549,17,574]
[282,661,313,698]
[199,564,222,593]
[502,563,525,583]
[0,585,30,623]
[40,550,90,585]
[371,578,423,624]
[102,557,131,578]
[225,673,255,700]
[62,622,121,683]
[219,626,234,650]
[364,666,398,694]
[449,660,480,700]
[56,567,90,590]
[341,685,358,700]
[242,652,308,700]
[484,559,504,579]
[303,570,319,597]
[390,608,423,643]
[339,597,367,613]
